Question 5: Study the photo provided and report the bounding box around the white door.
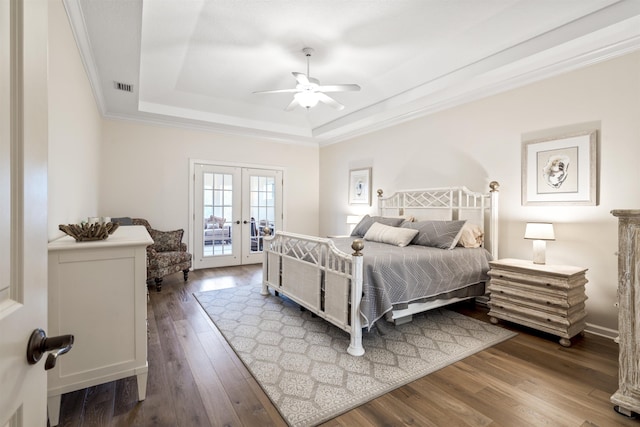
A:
[193,164,282,269]
[0,0,50,425]
[241,168,283,264]
[194,164,242,269]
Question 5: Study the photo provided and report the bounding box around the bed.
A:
[261,182,500,356]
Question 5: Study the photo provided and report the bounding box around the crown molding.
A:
[62,0,106,116]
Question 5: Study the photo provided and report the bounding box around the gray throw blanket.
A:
[331,237,493,328]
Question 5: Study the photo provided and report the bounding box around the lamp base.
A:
[532,240,546,264]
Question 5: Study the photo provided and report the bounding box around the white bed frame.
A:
[261,182,500,356]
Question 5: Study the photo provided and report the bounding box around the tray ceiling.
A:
[64,0,640,145]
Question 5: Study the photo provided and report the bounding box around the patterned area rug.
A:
[194,285,516,427]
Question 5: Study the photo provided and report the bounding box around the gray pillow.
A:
[350,215,405,237]
[401,220,467,249]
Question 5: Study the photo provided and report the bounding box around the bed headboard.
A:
[377,181,499,258]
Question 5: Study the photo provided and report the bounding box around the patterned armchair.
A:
[132,218,192,292]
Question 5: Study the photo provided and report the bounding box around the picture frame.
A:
[349,168,372,205]
[522,129,598,206]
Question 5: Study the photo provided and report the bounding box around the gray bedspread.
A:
[331,237,493,329]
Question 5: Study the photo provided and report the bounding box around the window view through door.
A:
[193,164,282,269]
[203,172,233,257]
[248,175,276,254]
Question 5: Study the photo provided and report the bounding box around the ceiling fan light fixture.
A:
[254,47,360,111]
[294,91,319,109]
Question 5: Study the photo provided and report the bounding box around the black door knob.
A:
[26,329,74,370]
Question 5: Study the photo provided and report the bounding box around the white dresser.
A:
[611,210,640,417]
[47,225,153,426]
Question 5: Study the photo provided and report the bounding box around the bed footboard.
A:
[262,231,365,356]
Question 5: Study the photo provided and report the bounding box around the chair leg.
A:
[154,278,162,292]
[183,270,189,282]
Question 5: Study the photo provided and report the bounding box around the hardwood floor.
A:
[55,264,637,426]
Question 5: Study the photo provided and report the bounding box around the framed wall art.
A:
[349,168,371,205]
[522,129,598,206]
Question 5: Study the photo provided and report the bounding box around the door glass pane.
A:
[249,174,276,253]
[203,172,233,257]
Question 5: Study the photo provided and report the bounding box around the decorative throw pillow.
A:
[150,229,184,252]
[111,217,133,226]
[212,216,226,228]
[457,222,484,248]
[401,220,467,249]
[351,215,406,237]
[363,222,419,247]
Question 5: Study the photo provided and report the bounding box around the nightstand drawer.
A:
[489,308,586,339]
[490,294,586,319]
[489,280,588,309]
[489,299,569,324]
[488,269,587,291]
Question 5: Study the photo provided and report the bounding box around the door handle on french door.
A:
[243,220,249,224]
[235,220,241,224]
[27,329,74,370]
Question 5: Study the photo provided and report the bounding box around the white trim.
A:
[584,322,619,341]
[62,0,107,115]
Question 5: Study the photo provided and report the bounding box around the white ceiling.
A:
[64,0,640,145]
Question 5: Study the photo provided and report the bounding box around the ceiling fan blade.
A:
[285,97,300,111]
[317,84,361,92]
[292,72,310,85]
[253,88,299,94]
[316,93,344,111]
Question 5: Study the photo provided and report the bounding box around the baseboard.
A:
[585,322,619,341]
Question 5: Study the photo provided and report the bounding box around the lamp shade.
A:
[524,222,555,241]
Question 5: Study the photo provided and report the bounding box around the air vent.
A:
[113,81,134,92]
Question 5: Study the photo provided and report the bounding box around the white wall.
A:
[48,0,102,240]
[99,120,319,241]
[320,51,640,335]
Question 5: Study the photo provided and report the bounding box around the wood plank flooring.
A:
[54,264,638,426]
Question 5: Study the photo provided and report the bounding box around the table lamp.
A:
[524,222,555,264]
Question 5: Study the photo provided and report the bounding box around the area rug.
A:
[194,285,516,427]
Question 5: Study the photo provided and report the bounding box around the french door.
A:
[193,163,282,269]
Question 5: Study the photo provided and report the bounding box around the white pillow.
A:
[363,222,419,247]
[457,222,484,248]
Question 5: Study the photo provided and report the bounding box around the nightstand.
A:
[487,258,588,347]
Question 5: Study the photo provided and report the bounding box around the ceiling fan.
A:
[253,47,361,111]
